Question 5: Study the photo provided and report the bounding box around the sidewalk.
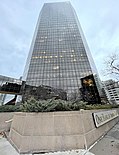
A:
[0,137,20,155]
[90,121,119,155]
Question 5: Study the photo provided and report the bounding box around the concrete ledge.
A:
[0,113,14,132]
[9,110,119,153]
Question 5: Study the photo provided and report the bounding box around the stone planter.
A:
[0,112,14,132]
[9,110,119,154]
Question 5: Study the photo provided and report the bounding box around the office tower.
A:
[23,1,99,98]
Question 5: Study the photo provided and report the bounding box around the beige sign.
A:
[93,110,118,128]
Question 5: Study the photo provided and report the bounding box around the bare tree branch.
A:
[103,53,119,78]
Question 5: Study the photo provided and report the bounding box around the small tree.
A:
[104,53,119,79]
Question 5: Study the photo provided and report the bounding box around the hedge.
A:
[0,98,119,112]
[0,105,21,112]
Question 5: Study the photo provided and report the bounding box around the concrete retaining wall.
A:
[9,109,119,153]
[0,113,14,132]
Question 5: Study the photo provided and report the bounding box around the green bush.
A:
[0,98,118,113]
[20,98,87,112]
[0,105,21,112]
[85,104,119,110]
[20,98,119,112]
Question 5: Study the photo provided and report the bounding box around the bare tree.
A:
[104,53,119,78]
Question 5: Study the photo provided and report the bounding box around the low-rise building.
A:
[102,80,119,104]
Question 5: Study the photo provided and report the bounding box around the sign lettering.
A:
[93,110,118,128]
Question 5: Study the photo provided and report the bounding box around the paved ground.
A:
[0,136,20,155]
[90,121,119,155]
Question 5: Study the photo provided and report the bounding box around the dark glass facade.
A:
[23,2,98,97]
[80,74,101,104]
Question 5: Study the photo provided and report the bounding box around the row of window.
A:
[27,81,80,93]
[37,27,80,32]
[32,51,85,55]
[28,66,91,70]
[31,54,86,58]
[30,60,90,65]
[31,54,87,59]
[40,17,75,23]
[35,35,81,39]
[27,71,92,78]
[35,36,80,40]
[32,49,85,53]
[33,46,85,50]
[35,39,83,44]
[29,59,91,65]
[39,22,78,26]
[34,46,85,50]
[27,79,79,85]
[36,32,80,37]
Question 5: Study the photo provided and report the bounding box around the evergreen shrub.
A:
[0,105,21,112]
[0,98,118,112]
[20,98,87,112]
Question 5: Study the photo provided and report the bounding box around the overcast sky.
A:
[0,0,119,81]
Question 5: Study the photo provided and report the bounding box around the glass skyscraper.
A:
[23,1,99,97]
